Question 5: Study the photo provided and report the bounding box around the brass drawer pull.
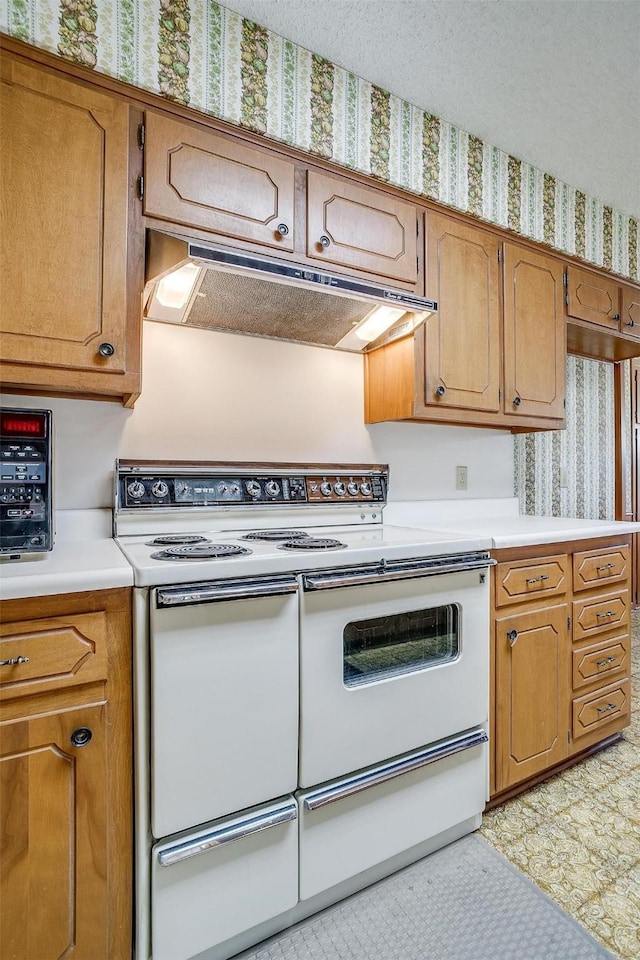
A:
[596,702,617,715]
[596,563,615,573]
[526,574,549,585]
[596,610,616,620]
[0,655,30,666]
[596,656,617,667]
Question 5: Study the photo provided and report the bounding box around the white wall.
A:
[1,321,514,510]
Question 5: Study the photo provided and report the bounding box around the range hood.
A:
[143,230,437,352]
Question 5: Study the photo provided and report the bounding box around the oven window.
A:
[343,604,459,687]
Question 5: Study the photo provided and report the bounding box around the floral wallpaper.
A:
[0,0,638,281]
[1,0,632,521]
[514,357,617,520]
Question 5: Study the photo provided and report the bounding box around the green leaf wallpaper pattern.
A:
[513,357,616,521]
[2,0,637,280]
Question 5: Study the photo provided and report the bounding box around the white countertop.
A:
[3,501,638,601]
[383,498,640,548]
[0,510,133,601]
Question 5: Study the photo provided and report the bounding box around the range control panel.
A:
[1,408,53,556]
[117,463,387,509]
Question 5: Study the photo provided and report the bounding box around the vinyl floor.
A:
[480,609,640,960]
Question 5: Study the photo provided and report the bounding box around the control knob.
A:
[246,480,261,498]
[151,480,169,499]
[360,481,372,496]
[265,480,280,497]
[320,481,333,497]
[127,481,146,500]
[333,481,346,497]
[347,482,359,496]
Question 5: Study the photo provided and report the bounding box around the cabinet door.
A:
[495,604,569,792]
[503,244,566,421]
[306,171,419,285]
[566,265,620,331]
[621,284,640,341]
[0,702,107,960]
[424,214,501,412]
[0,56,130,375]
[144,110,295,251]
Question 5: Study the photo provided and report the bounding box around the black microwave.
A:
[0,407,53,557]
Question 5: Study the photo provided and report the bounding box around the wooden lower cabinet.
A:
[0,588,132,960]
[491,538,632,802]
[494,603,570,791]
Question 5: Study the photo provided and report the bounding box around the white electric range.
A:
[114,460,494,960]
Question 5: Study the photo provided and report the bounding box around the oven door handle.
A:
[302,728,488,811]
[302,554,495,590]
[157,799,298,867]
[155,575,299,607]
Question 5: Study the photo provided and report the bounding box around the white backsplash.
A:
[1,321,514,510]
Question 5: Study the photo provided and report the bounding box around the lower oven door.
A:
[150,576,299,838]
[152,797,298,960]
[298,728,487,900]
[299,556,491,787]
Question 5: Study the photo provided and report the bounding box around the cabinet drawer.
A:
[494,555,568,607]
[572,635,629,691]
[0,612,108,699]
[572,678,630,740]
[573,545,629,592]
[572,589,629,642]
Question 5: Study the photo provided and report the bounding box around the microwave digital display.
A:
[0,412,47,439]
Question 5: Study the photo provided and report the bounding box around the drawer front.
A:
[494,555,568,607]
[572,679,630,740]
[573,545,629,592]
[152,798,298,960]
[572,635,629,691]
[0,612,108,699]
[572,589,629,642]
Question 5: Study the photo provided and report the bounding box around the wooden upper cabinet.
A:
[503,243,566,421]
[0,53,140,402]
[306,171,419,286]
[424,213,501,412]
[566,265,620,331]
[144,110,296,252]
[565,265,640,361]
[621,284,640,340]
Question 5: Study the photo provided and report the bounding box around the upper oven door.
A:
[298,557,491,787]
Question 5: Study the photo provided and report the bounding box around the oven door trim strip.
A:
[155,575,299,607]
[302,554,495,590]
[302,728,488,811]
[157,799,298,867]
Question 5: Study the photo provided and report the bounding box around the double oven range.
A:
[114,461,494,960]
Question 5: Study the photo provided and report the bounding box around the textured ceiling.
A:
[220,0,640,218]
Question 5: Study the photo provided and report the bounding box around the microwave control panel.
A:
[0,409,53,556]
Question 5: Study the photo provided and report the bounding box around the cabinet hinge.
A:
[137,175,144,200]
[498,388,501,401]
[567,615,571,629]
[137,123,145,149]
[563,271,568,288]
[568,730,571,743]
[497,248,502,263]
[564,292,569,306]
